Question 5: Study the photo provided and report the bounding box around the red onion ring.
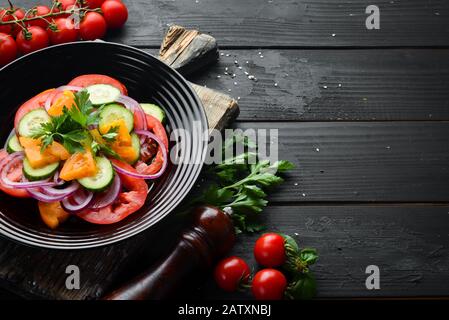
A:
[0,153,57,189]
[115,95,148,132]
[40,181,80,197]
[53,170,65,186]
[27,187,72,202]
[62,189,94,213]
[44,86,83,111]
[111,130,168,180]
[88,174,121,209]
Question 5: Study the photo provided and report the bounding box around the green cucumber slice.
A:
[140,103,166,123]
[23,158,59,181]
[86,84,121,105]
[129,133,141,165]
[77,156,114,192]
[6,134,23,154]
[18,108,51,137]
[99,103,134,132]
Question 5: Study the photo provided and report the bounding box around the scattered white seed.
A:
[246,61,249,64]
[220,52,224,56]
[294,182,298,186]
[331,33,336,37]
[238,66,242,70]
[302,193,306,197]
[228,89,232,92]
[234,60,238,64]
[435,12,440,16]
[244,71,249,75]
[338,83,342,87]
[226,54,230,57]
[258,51,262,55]
[294,232,299,236]
[260,55,264,58]
[234,82,238,86]
[237,96,241,100]
[323,85,328,89]
[386,146,391,150]
[225,67,228,71]
[248,75,255,80]
[316,148,320,152]
[274,83,278,87]
[232,73,236,77]
[217,75,221,79]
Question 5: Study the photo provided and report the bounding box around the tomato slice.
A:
[14,89,56,132]
[77,160,148,224]
[135,115,169,175]
[38,201,69,229]
[0,149,30,198]
[68,74,128,95]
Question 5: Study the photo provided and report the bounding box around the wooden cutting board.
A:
[0,26,239,300]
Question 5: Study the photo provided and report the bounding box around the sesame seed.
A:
[323,85,327,89]
[316,148,320,152]
[244,71,249,75]
[220,52,224,56]
[225,67,228,71]
[217,75,221,78]
[248,75,255,80]
[234,82,238,85]
[331,33,336,37]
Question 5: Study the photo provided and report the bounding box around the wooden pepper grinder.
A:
[103,206,235,300]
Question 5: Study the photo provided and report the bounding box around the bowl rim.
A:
[0,41,209,249]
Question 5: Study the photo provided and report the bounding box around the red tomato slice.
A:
[68,74,128,95]
[78,160,148,224]
[135,115,169,175]
[14,89,56,132]
[0,149,30,198]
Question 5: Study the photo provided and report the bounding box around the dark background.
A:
[1,0,449,299]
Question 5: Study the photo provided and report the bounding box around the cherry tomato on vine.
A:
[0,32,17,66]
[79,12,106,40]
[26,5,52,29]
[214,256,251,292]
[47,17,79,44]
[16,26,49,54]
[85,0,105,9]
[0,8,13,34]
[251,269,287,300]
[254,233,286,267]
[11,8,25,37]
[101,0,128,29]
[58,0,78,11]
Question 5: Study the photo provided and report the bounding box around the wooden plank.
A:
[106,0,449,47]
[190,205,449,298]
[2,205,448,299]
[229,122,449,202]
[183,49,449,121]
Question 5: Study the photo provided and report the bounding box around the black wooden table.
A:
[1,0,449,299]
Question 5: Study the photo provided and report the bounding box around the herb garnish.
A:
[196,134,294,233]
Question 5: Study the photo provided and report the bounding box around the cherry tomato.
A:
[47,17,79,44]
[78,160,148,224]
[101,0,128,29]
[26,5,52,29]
[0,149,30,198]
[214,256,250,292]
[85,0,105,9]
[16,26,49,55]
[0,32,17,66]
[251,269,287,300]
[254,233,286,267]
[11,8,25,37]
[58,0,78,11]
[68,74,128,95]
[79,12,106,40]
[0,8,13,34]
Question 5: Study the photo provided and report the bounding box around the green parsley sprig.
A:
[196,134,294,233]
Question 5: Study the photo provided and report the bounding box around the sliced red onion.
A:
[40,181,80,197]
[0,153,57,189]
[62,189,94,213]
[115,94,148,131]
[111,130,168,180]
[27,187,71,202]
[53,170,65,186]
[88,174,121,209]
[44,86,83,111]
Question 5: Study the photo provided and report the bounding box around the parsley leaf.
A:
[101,125,119,142]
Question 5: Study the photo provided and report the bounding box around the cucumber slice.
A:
[86,84,121,105]
[78,157,114,192]
[6,134,23,154]
[140,103,166,123]
[18,108,51,137]
[129,133,141,165]
[99,104,134,132]
[23,158,59,181]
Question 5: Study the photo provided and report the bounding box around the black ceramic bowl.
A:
[0,41,208,249]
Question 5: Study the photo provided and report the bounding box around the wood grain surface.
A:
[1,0,449,300]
